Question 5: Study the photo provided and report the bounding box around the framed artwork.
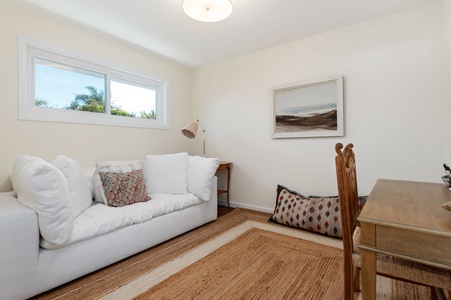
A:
[272,75,344,138]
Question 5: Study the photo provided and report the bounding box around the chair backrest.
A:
[335,143,359,256]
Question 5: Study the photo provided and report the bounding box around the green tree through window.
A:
[63,86,156,119]
[68,86,105,113]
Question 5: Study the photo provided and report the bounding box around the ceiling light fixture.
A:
[183,0,233,23]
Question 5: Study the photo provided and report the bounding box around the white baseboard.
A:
[217,199,273,214]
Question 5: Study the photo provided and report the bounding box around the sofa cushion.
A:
[270,185,342,238]
[53,155,92,218]
[99,169,150,207]
[188,156,220,201]
[11,155,73,245]
[96,160,146,172]
[146,152,188,194]
[93,161,144,204]
[83,166,96,198]
[40,192,203,249]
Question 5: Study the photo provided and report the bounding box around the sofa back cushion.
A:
[188,156,219,201]
[53,155,93,218]
[146,153,188,194]
[11,155,73,245]
[83,166,96,198]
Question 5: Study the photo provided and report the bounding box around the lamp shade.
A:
[183,0,233,23]
[182,121,198,139]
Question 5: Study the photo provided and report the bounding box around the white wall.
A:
[444,0,451,164]
[0,2,198,192]
[194,2,448,212]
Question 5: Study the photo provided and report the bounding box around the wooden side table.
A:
[216,162,232,208]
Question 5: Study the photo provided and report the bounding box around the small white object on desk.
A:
[442,201,451,211]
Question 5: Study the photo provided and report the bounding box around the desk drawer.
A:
[376,225,451,267]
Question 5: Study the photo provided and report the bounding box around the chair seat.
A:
[352,227,451,290]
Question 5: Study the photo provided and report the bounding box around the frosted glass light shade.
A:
[183,0,233,23]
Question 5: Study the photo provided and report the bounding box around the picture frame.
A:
[272,75,344,138]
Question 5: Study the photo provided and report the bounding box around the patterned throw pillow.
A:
[99,169,150,207]
[270,185,342,238]
[94,161,144,203]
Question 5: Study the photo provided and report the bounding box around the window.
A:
[19,37,167,129]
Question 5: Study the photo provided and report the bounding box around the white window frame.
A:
[18,37,168,129]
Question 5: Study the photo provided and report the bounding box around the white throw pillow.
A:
[188,156,220,201]
[11,155,73,245]
[146,153,188,194]
[96,160,146,171]
[83,166,96,198]
[53,155,92,218]
[93,161,144,204]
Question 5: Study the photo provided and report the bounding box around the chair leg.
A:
[430,287,448,300]
[344,262,354,300]
[430,287,438,300]
[353,266,361,293]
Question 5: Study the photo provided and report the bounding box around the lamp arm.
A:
[196,119,206,133]
[197,119,206,157]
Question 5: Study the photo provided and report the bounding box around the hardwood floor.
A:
[217,205,234,217]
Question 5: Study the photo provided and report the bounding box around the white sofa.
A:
[0,153,219,300]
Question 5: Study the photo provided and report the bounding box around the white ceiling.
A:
[8,0,437,68]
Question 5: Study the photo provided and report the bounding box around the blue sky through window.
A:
[35,58,105,109]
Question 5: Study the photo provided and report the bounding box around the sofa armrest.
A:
[0,192,40,299]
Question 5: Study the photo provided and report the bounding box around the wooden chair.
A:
[334,143,451,300]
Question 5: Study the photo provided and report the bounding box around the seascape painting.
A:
[273,76,343,138]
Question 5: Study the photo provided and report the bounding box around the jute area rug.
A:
[34,208,430,300]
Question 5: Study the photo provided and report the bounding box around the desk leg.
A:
[360,222,377,300]
[225,166,230,208]
[361,249,376,300]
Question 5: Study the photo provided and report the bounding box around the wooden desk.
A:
[358,179,451,300]
[216,162,232,208]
